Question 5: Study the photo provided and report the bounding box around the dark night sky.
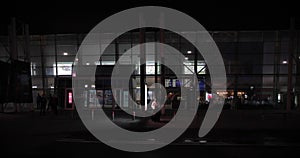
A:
[0,0,299,35]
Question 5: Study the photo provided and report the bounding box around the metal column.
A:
[40,36,46,95]
[287,18,296,111]
[8,18,18,112]
[273,31,281,108]
[9,18,18,60]
[24,24,30,62]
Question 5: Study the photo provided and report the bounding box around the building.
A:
[1,27,299,111]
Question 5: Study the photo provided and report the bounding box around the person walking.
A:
[151,98,161,122]
[51,94,58,115]
[47,94,53,112]
[36,93,41,110]
[40,94,47,116]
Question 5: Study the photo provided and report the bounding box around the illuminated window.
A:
[197,61,206,74]
[53,62,73,75]
[183,60,194,74]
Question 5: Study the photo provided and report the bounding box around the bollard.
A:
[133,111,135,120]
[112,111,115,120]
[199,140,207,144]
[92,109,94,120]
[173,111,176,120]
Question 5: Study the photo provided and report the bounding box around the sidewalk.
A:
[1,109,300,157]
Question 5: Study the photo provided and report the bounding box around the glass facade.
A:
[0,30,299,110]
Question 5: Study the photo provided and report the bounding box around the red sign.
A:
[68,92,72,104]
[65,88,74,110]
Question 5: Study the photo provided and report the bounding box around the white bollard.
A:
[173,111,176,120]
[133,111,135,120]
[92,109,94,120]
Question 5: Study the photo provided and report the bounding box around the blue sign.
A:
[199,80,205,91]
[169,79,173,87]
[176,80,181,87]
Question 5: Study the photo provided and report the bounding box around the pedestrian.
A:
[151,98,161,122]
[40,94,47,116]
[36,93,41,109]
[151,98,158,110]
[47,93,53,112]
[51,94,58,115]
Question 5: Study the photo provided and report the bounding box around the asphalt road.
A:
[1,109,300,158]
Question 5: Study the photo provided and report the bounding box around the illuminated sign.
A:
[68,92,72,104]
[65,89,74,110]
[53,62,73,76]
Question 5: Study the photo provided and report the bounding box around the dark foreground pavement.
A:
[1,109,300,158]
